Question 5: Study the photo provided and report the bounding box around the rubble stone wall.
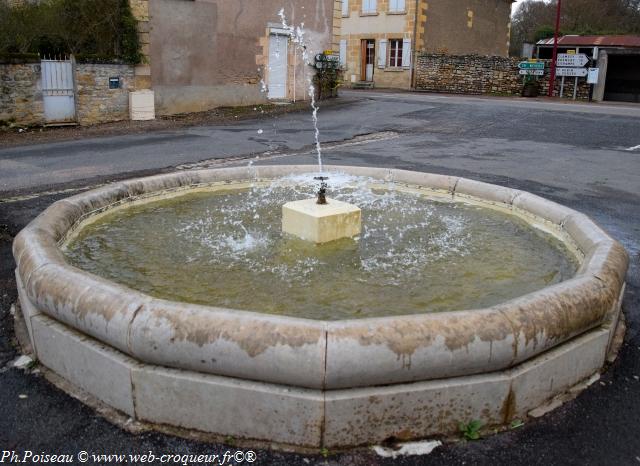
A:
[414,53,590,100]
[76,64,135,125]
[0,62,44,126]
[0,61,135,126]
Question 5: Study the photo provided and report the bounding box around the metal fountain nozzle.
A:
[313,176,329,205]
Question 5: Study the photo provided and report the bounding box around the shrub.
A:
[0,0,141,64]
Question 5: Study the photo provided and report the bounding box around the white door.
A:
[268,34,288,99]
[366,64,374,81]
[364,39,375,81]
[41,58,76,123]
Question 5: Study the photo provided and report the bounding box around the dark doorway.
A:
[604,54,640,103]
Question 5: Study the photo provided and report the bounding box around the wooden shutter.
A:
[340,39,347,67]
[378,39,387,68]
[389,0,404,12]
[363,0,376,13]
[402,38,411,68]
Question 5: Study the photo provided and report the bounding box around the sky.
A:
[512,0,527,15]
[512,0,553,16]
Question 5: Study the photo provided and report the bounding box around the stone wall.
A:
[0,62,44,126]
[0,61,135,126]
[414,53,590,100]
[76,64,135,125]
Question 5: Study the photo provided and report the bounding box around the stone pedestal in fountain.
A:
[282,198,361,243]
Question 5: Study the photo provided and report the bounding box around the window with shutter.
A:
[342,0,349,17]
[389,39,402,67]
[362,0,377,14]
[339,40,347,67]
[389,0,405,13]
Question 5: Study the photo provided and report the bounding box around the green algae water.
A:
[64,175,578,320]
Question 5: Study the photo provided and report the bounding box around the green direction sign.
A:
[518,61,545,70]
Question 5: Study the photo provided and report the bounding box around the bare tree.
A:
[510,0,640,57]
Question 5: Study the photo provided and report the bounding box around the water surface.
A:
[64,176,577,320]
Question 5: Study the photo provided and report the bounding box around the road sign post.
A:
[518,62,545,70]
[556,67,588,77]
[548,0,562,96]
[518,61,545,92]
[556,53,589,67]
[555,53,589,100]
[587,68,599,102]
[519,69,544,76]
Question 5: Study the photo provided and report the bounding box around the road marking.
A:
[625,144,640,151]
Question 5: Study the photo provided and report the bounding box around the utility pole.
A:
[548,0,562,97]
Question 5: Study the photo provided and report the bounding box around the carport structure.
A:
[536,35,640,103]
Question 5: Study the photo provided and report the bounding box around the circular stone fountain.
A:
[13,165,628,449]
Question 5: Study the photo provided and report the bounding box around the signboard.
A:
[519,69,544,76]
[587,67,600,84]
[314,53,340,70]
[518,61,545,70]
[556,67,588,77]
[556,53,589,67]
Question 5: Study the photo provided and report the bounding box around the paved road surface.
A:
[1,91,639,465]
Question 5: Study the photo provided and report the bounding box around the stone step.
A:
[351,81,375,89]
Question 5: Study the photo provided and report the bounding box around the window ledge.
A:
[360,12,379,16]
[387,10,407,15]
[384,67,407,72]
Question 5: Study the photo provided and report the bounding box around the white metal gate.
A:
[41,57,76,124]
[268,34,288,99]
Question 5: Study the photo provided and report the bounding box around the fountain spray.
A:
[277,9,324,175]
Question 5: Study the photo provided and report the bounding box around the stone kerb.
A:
[13,166,628,391]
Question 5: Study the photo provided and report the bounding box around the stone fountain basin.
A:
[13,165,628,449]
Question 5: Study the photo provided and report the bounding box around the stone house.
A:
[1,0,339,126]
[338,0,513,89]
[139,0,339,115]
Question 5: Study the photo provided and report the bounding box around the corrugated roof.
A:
[536,35,640,48]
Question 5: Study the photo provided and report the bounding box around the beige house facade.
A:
[338,0,513,89]
[339,0,418,89]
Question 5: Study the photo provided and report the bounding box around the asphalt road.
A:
[1,90,639,465]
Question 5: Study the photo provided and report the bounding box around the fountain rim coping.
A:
[13,165,629,390]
